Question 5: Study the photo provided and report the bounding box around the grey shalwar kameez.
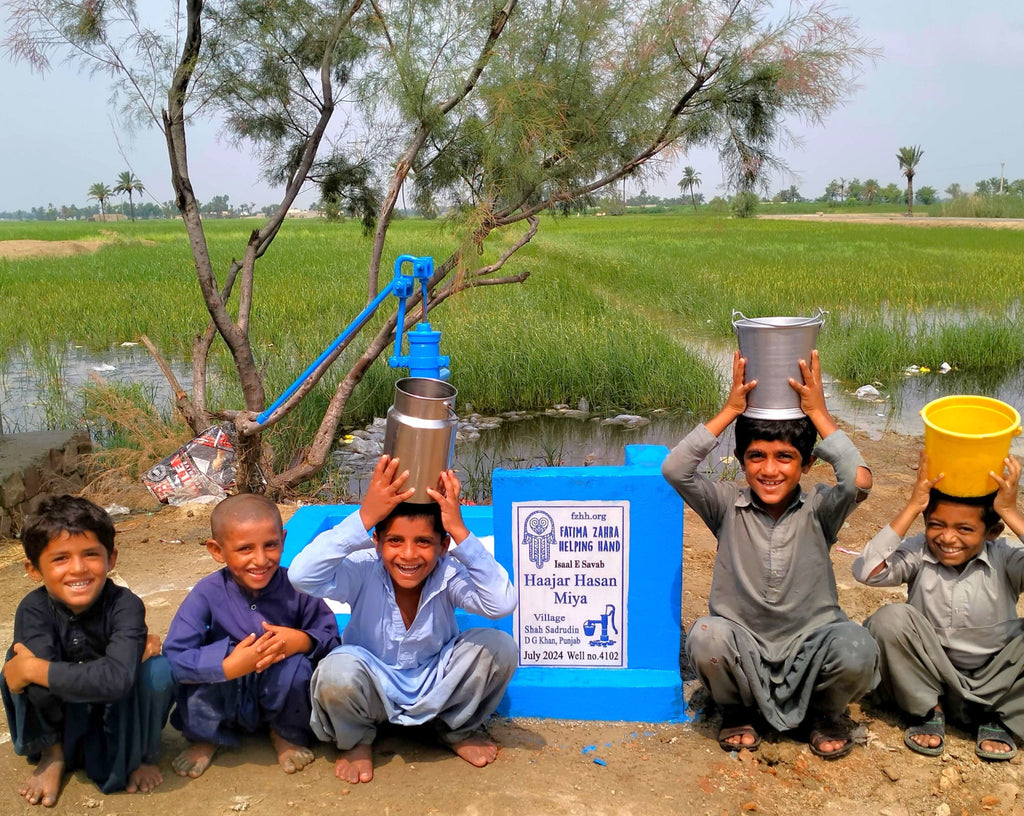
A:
[853,527,1024,740]
[662,426,878,732]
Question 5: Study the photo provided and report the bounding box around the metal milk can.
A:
[383,377,458,503]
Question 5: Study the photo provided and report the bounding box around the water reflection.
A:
[2,344,1023,477]
[0,344,190,434]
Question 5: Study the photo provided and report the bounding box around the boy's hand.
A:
[908,451,942,514]
[142,633,162,663]
[991,455,1024,538]
[789,350,838,438]
[705,352,757,438]
[3,643,48,693]
[359,455,416,531]
[223,632,285,680]
[888,450,943,538]
[426,470,469,544]
[257,622,313,663]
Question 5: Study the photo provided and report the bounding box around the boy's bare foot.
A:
[269,729,314,774]
[126,763,164,793]
[19,743,64,807]
[449,733,499,767]
[334,743,373,783]
[172,742,218,778]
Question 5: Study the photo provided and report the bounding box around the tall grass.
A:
[3,214,1023,467]
[939,195,1024,219]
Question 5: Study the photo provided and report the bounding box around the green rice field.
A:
[2,213,1022,458]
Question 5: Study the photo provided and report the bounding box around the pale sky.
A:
[1,1,1021,212]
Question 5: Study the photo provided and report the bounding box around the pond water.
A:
[2,343,1023,501]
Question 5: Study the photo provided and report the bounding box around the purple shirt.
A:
[164,566,339,684]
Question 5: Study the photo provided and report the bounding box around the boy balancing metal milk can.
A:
[383,377,458,503]
[732,309,824,418]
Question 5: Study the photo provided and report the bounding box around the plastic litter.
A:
[141,425,258,504]
[855,384,880,399]
[593,758,607,766]
[104,504,130,517]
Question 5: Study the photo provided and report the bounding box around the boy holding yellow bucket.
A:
[853,395,1024,761]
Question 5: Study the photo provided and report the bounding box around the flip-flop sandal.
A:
[717,706,762,752]
[976,721,1017,761]
[808,714,855,761]
[904,707,945,757]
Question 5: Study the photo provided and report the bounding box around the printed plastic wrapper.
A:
[141,425,248,504]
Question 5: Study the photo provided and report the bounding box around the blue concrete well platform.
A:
[282,444,686,722]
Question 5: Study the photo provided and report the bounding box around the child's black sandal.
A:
[903,707,944,757]
[975,721,1017,761]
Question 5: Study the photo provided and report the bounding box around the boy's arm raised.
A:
[991,455,1024,540]
[852,451,936,584]
[662,351,748,534]
[788,351,837,440]
[705,351,757,438]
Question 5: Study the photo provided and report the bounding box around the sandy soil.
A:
[0,240,110,260]
[0,238,161,260]
[1,427,1022,816]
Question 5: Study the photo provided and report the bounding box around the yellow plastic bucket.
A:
[921,395,1022,497]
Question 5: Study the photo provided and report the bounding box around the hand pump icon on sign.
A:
[583,604,618,647]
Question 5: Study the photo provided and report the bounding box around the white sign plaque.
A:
[512,501,629,668]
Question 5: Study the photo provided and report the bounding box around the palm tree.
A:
[88,182,112,219]
[114,171,145,221]
[897,145,924,216]
[864,179,879,206]
[678,166,702,212]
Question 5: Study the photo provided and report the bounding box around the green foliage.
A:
[9,212,1021,471]
[940,195,1024,219]
[731,191,759,218]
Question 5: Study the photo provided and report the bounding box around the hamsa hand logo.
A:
[522,511,555,570]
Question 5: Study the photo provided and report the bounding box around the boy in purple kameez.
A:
[164,494,339,778]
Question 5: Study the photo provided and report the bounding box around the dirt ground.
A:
[2,213,1023,264]
[1,427,1022,816]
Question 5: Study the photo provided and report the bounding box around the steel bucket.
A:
[732,310,824,419]
[383,377,458,503]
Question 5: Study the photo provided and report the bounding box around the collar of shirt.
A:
[45,579,112,620]
[223,564,287,601]
[370,551,457,612]
[734,485,808,517]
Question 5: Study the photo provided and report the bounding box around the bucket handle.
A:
[731,308,827,327]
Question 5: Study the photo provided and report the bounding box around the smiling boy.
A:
[288,455,518,784]
[853,452,1024,760]
[163,494,339,778]
[1,496,173,807]
[662,351,877,759]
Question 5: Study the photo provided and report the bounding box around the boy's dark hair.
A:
[734,414,817,464]
[21,495,116,567]
[375,501,446,541]
[926,489,1001,531]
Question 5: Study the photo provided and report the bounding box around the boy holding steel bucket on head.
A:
[289,449,518,784]
[853,396,1024,761]
[663,346,876,760]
